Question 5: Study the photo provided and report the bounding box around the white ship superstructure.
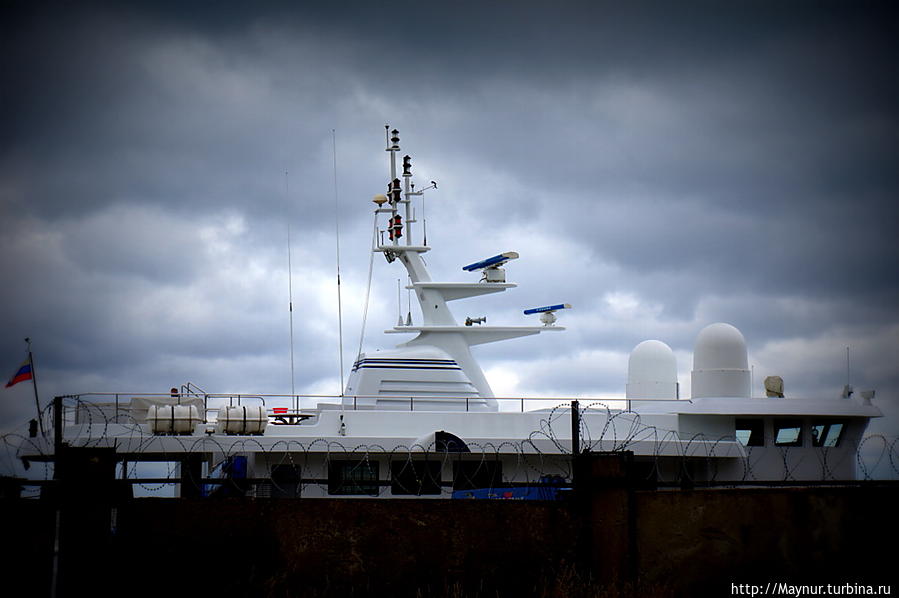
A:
[13,128,883,497]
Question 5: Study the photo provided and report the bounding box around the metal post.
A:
[181,454,203,499]
[24,339,45,436]
[571,399,580,498]
[50,508,60,598]
[571,399,580,457]
[53,396,63,466]
[49,393,64,598]
[403,153,412,246]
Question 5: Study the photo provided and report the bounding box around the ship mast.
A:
[362,127,567,407]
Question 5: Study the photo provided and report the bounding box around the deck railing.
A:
[58,392,686,425]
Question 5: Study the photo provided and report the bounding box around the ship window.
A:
[735,419,764,447]
[390,460,442,496]
[203,456,248,498]
[811,421,846,448]
[774,419,803,447]
[452,460,502,491]
[328,459,380,496]
[270,464,302,498]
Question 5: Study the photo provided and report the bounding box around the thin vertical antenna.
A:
[405,275,412,326]
[332,129,345,397]
[846,346,851,387]
[356,214,378,361]
[286,171,296,410]
[397,278,403,326]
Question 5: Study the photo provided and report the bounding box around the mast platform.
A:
[407,282,516,301]
[385,325,564,346]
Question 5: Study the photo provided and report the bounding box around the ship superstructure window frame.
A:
[773,419,803,447]
[328,459,380,496]
[390,460,442,496]
[270,464,302,498]
[452,460,502,491]
[811,420,846,448]
[735,419,765,447]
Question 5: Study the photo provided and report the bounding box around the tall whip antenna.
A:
[356,214,378,360]
[286,170,297,410]
[332,129,346,397]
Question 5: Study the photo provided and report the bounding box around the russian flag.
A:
[5,358,33,388]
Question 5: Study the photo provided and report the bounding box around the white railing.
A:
[60,391,687,425]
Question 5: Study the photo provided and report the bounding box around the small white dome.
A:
[691,322,750,398]
[693,322,749,371]
[627,340,678,400]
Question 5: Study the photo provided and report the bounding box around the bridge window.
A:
[390,460,442,495]
[774,419,803,447]
[811,421,845,447]
[328,459,380,496]
[735,419,765,447]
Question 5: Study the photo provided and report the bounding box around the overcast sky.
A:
[1,1,897,450]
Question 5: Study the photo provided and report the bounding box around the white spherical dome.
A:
[691,323,750,399]
[627,340,678,400]
[693,322,749,371]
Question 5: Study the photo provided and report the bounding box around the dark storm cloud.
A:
[2,2,380,222]
[1,1,897,439]
[4,1,895,229]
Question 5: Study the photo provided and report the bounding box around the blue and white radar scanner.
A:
[524,303,571,326]
[462,252,519,282]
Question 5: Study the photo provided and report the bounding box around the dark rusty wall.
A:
[2,486,896,598]
[73,499,579,598]
[634,487,898,595]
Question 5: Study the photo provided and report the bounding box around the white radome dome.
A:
[691,323,750,399]
[693,322,749,371]
[627,340,678,400]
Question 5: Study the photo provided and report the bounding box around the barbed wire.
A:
[1,397,896,498]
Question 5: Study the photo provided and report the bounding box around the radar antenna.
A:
[462,252,519,282]
[524,303,572,326]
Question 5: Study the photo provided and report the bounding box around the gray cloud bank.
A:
[1,1,897,444]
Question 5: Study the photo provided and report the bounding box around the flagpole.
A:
[25,338,45,436]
